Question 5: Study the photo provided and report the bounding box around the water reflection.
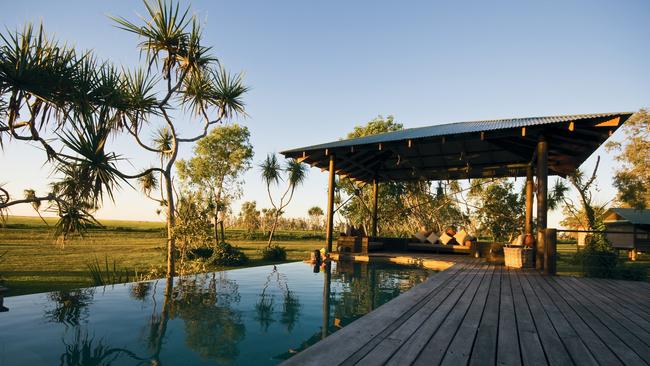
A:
[255,265,302,333]
[46,289,95,326]
[170,273,245,364]
[129,282,152,301]
[60,329,146,366]
[2,261,432,365]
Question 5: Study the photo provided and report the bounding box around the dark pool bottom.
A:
[0,260,435,365]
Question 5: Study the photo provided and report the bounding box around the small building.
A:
[604,208,650,260]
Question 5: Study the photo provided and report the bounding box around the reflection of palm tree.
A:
[255,269,276,332]
[129,282,152,301]
[255,266,302,332]
[280,287,301,332]
[146,278,173,366]
[59,329,146,366]
[46,289,95,326]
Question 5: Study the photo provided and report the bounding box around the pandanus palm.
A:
[108,0,248,278]
[0,0,248,279]
[260,154,307,247]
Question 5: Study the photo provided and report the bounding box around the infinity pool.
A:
[0,261,434,365]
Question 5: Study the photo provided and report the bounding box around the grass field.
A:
[2,216,647,297]
[0,216,324,297]
[556,242,649,279]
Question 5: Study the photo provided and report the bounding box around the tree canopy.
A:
[177,124,253,241]
[606,108,650,209]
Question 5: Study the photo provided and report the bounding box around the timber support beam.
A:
[536,137,548,271]
[371,179,379,238]
[325,155,336,252]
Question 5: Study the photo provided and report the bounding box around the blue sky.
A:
[1,0,649,228]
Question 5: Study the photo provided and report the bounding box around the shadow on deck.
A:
[283,253,650,366]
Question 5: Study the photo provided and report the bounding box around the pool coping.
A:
[330,251,473,271]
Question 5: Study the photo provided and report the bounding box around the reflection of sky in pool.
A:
[0,261,434,365]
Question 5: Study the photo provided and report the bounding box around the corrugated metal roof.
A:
[281,112,632,154]
[609,208,650,225]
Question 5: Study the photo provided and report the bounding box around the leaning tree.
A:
[0,0,248,278]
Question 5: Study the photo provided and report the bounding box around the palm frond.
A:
[152,126,173,158]
[53,201,102,240]
[138,170,158,195]
[260,154,281,186]
[109,0,193,77]
[57,116,127,205]
[211,67,248,119]
[285,159,307,188]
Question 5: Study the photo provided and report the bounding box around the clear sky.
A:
[1,0,649,228]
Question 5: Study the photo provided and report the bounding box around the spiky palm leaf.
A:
[53,202,101,240]
[285,159,307,188]
[211,67,248,119]
[111,0,193,77]
[57,116,126,205]
[121,68,159,127]
[152,127,173,159]
[23,189,40,210]
[0,23,80,127]
[260,154,281,187]
[138,170,159,195]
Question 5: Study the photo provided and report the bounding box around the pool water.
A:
[0,261,434,365]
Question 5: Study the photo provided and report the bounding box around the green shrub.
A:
[87,257,132,286]
[210,242,248,266]
[578,249,618,278]
[614,263,648,281]
[186,247,214,260]
[260,244,287,261]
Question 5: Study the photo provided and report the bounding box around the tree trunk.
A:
[267,213,280,247]
[164,172,176,278]
[219,220,225,243]
[213,211,219,243]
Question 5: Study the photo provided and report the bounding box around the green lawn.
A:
[0,216,324,297]
[556,242,649,280]
[3,216,648,297]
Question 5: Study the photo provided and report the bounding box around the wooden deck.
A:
[283,258,650,366]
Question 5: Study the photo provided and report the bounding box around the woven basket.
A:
[504,246,533,268]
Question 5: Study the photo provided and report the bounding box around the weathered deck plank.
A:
[579,277,650,324]
[349,261,482,366]
[530,272,623,366]
[281,254,650,366]
[439,265,495,366]
[469,263,502,366]
[509,269,547,366]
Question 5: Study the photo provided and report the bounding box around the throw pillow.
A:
[454,229,468,247]
[426,232,440,244]
[413,231,428,243]
[439,232,453,245]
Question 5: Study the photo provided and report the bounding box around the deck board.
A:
[579,277,650,324]
[281,255,650,366]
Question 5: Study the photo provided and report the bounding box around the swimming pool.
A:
[0,260,434,365]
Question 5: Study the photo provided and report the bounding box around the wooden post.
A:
[371,178,379,238]
[536,137,548,271]
[525,164,534,236]
[545,228,557,275]
[322,262,331,339]
[325,155,336,252]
